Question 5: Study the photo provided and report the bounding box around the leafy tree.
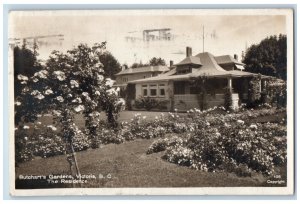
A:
[98,51,121,79]
[242,34,287,80]
[14,41,42,78]
[149,57,166,66]
[122,63,129,69]
[15,43,124,175]
[14,42,42,98]
[131,61,149,68]
[190,75,210,110]
[247,75,262,108]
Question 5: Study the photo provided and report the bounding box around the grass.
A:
[16,138,272,189]
[16,109,287,189]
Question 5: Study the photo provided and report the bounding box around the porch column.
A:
[168,81,174,111]
[227,77,232,91]
[261,79,267,92]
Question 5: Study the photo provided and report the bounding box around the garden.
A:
[14,42,287,188]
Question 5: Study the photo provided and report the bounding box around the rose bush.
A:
[148,117,286,176]
[14,43,124,175]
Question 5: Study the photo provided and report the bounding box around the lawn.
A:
[16,138,272,188]
[16,109,287,188]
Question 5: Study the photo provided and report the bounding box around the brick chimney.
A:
[170,60,174,67]
[186,47,192,57]
[234,54,238,61]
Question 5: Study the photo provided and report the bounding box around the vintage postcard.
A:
[8,9,294,196]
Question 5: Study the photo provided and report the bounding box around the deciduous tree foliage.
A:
[131,57,166,68]
[98,51,121,79]
[149,57,166,66]
[242,34,287,80]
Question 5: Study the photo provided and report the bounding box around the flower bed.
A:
[16,105,287,175]
[147,111,287,177]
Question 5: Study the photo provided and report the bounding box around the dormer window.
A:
[177,66,192,74]
[174,55,202,75]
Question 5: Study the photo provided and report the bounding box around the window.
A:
[150,84,157,96]
[177,66,192,74]
[159,84,166,96]
[142,84,166,97]
[174,81,186,95]
[143,89,148,96]
[150,89,157,96]
[190,86,198,94]
[142,85,148,96]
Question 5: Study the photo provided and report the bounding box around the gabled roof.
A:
[129,52,262,84]
[214,55,245,65]
[115,65,169,76]
[175,56,202,66]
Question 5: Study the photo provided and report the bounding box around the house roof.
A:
[214,55,245,65]
[115,65,169,76]
[129,52,262,84]
[175,56,202,66]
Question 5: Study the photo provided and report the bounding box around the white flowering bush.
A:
[97,128,125,144]
[150,119,286,176]
[147,135,186,154]
[14,43,123,172]
[145,106,286,177]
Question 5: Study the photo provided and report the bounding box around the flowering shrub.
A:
[134,97,169,111]
[15,123,92,162]
[126,113,168,139]
[152,119,286,176]
[14,43,123,175]
[15,129,33,163]
[72,127,91,152]
[147,135,186,154]
[266,78,287,107]
[164,146,194,166]
[247,75,262,107]
[97,128,125,144]
[146,139,167,154]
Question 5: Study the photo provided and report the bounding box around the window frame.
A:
[141,83,166,98]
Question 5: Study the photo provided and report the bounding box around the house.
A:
[115,65,170,88]
[127,47,268,111]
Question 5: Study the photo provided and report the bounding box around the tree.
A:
[247,75,262,108]
[14,41,42,77]
[14,42,43,98]
[149,57,166,66]
[98,51,121,79]
[131,61,149,68]
[14,42,43,125]
[190,75,209,110]
[242,34,287,80]
[15,43,124,176]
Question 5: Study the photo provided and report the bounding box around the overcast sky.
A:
[9,10,287,66]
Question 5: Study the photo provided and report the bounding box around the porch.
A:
[173,93,239,111]
[130,75,266,112]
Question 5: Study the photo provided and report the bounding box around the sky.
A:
[9,10,287,66]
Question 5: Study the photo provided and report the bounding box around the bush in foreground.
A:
[148,120,286,177]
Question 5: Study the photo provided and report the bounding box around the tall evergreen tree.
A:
[242,34,287,80]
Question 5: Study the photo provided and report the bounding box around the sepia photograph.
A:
[8,8,294,196]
